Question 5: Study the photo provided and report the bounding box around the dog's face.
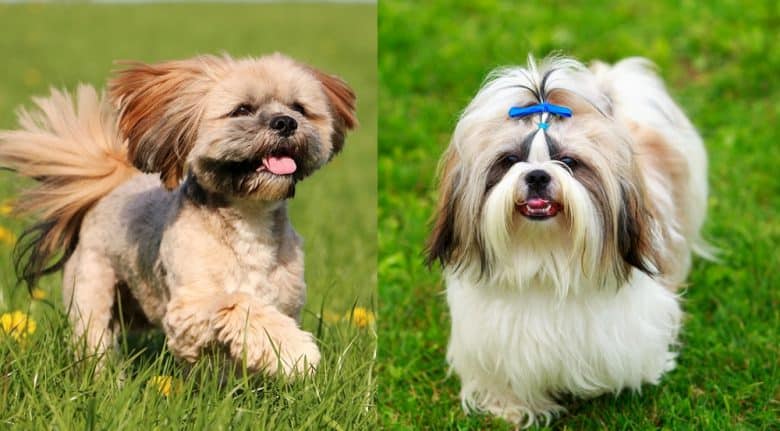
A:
[426,57,660,294]
[110,54,357,200]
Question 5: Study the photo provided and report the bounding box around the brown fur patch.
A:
[617,168,663,279]
[629,122,691,284]
[110,56,224,189]
[425,148,462,267]
[630,123,690,229]
[305,67,358,155]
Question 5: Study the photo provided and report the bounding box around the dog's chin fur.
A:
[0,53,357,377]
[427,55,710,427]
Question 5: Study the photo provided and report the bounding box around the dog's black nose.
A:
[525,169,551,188]
[270,115,297,137]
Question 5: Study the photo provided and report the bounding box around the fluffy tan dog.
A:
[0,53,357,375]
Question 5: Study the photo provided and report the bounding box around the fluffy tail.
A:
[0,85,138,288]
[591,58,716,260]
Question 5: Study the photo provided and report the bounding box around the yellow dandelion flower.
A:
[1,310,36,341]
[149,375,181,396]
[31,288,47,300]
[344,307,375,328]
[0,226,16,245]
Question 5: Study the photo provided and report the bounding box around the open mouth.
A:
[258,155,297,176]
[516,197,562,220]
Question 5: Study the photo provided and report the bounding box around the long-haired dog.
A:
[0,53,356,375]
[426,55,710,426]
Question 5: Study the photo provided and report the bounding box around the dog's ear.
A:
[306,67,358,157]
[617,179,662,278]
[109,56,223,189]
[425,148,462,268]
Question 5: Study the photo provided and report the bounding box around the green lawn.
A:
[378,1,778,429]
[0,3,377,429]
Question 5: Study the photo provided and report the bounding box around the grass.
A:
[0,3,376,430]
[378,0,778,429]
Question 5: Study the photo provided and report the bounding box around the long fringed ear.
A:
[425,148,462,268]
[618,179,662,277]
[306,67,358,156]
[109,56,223,189]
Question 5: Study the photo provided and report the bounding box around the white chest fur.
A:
[226,216,277,297]
[157,195,307,321]
[446,269,681,419]
[214,202,305,318]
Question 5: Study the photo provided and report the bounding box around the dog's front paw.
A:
[273,328,321,376]
[212,293,319,377]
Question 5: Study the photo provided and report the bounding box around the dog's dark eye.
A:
[559,156,578,169]
[291,102,306,115]
[229,103,256,117]
[504,154,520,165]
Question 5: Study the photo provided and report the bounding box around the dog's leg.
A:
[62,246,119,362]
[212,292,321,375]
[163,291,320,376]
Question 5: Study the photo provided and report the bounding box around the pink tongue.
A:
[526,198,549,209]
[262,156,297,175]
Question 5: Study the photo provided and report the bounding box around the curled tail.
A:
[0,85,138,288]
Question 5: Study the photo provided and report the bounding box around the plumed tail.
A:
[592,58,716,262]
[0,85,137,288]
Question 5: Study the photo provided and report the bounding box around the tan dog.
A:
[0,53,357,375]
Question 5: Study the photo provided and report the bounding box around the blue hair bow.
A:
[508,102,573,119]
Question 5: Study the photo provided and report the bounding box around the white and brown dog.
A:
[0,53,356,376]
[426,56,710,427]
